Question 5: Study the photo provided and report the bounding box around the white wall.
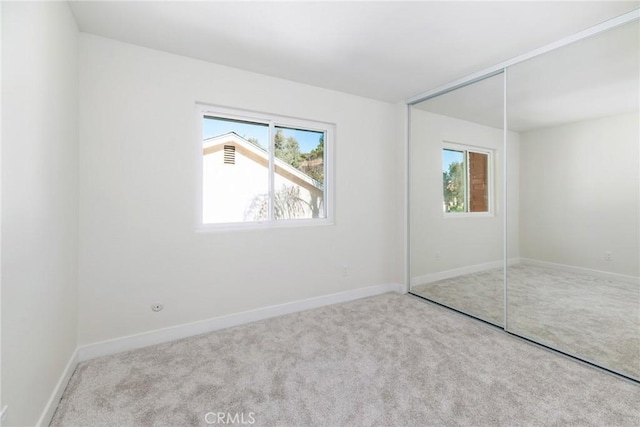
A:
[78,34,398,345]
[519,112,640,277]
[1,2,79,426]
[0,0,3,418]
[409,109,520,284]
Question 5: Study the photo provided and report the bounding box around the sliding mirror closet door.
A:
[409,73,506,326]
[506,19,640,380]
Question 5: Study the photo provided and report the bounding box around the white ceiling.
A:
[68,1,639,103]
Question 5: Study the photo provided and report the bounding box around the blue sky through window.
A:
[203,117,269,149]
[443,149,464,172]
[275,127,324,153]
[203,117,323,153]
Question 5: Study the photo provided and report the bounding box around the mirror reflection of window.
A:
[408,71,505,327]
[443,149,465,212]
[442,147,490,213]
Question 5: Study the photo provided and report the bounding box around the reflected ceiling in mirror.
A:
[413,20,639,133]
[508,20,639,132]
[412,73,504,129]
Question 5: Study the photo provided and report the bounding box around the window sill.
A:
[443,212,495,219]
[196,218,335,233]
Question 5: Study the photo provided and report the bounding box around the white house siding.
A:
[203,146,268,223]
[203,143,322,223]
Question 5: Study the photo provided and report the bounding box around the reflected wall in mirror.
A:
[409,73,517,326]
[506,20,640,379]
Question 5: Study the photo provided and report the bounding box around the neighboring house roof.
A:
[203,132,323,192]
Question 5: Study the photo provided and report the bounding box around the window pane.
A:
[202,116,269,223]
[273,126,325,219]
[443,149,466,212]
[469,152,488,212]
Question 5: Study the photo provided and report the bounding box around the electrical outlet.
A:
[435,251,441,261]
[604,251,613,262]
[342,265,349,277]
[151,303,164,312]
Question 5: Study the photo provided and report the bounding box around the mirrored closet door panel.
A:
[409,73,506,326]
[506,19,640,380]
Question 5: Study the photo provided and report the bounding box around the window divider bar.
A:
[465,151,470,212]
[268,122,275,222]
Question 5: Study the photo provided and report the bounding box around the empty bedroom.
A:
[1,1,639,426]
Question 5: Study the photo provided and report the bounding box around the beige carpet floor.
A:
[51,293,639,427]
[412,264,640,379]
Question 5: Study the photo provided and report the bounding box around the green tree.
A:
[274,129,302,168]
[310,136,324,159]
[302,135,324,184]
[443,161,465,212]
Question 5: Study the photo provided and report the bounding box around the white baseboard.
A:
[78,283,403,361]
[519,258,640,285]
[37,348,78,427]
[410,259,521,286]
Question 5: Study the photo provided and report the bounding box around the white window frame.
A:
[196,103,335,231]
[442,141,494,218]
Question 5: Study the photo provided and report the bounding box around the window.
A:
[442,144,492,214]
[199,105,333,226]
